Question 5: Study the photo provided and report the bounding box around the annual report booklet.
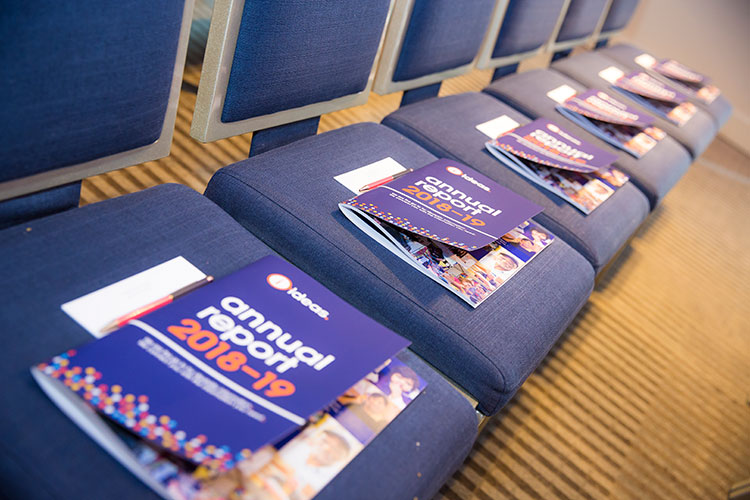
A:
[633,53,722,104]
[99,356,425,500]
[610,70,697,126]
[338,159,551,307]
[33,256,414,499]
[486,118,628,215]
[556,89,666,158]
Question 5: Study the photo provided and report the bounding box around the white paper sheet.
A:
[61,256,206,338]
[334,157,407,195]
[475,115,520,139]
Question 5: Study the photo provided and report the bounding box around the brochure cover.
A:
[557,89,666,158]
[613,71,697,126]
[339,159,550,307]
[94,357,426,500]
[486,118,628,215]
[653,59,721,104]
[33,256,411,476]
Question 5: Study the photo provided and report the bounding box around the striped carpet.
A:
[80,10,750,500]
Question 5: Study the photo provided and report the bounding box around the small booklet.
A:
[92,356,426,500]
[486,118,627,215]
[556,89,666,158]
[33,256,413,498]
[634,53,722,104]
[338,159,550,307]
[609,70,697,126]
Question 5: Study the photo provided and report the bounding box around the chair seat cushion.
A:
[0,183,475,500]
[482,69,692,207]
[550,50,718,157]
[598,43,733,129]
[205,122,595,415]
[382,93,650,269]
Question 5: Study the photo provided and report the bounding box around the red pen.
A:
[99,275,214,334]
[359,169,414,192]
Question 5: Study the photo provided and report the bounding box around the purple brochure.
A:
[341,159,542,251]
[654,59,707,84]
[35,256,410,471]
[561,89,655,128]
[491,118,619,174]
[615,71,688,104]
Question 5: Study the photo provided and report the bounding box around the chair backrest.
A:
[191,0,394,143]
[550,0,612,52]
[372,0,497,95]
[477,0,569,70]
[0,0,194,203]
[598,0,640,41]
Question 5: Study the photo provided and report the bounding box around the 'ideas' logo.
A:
[267,273,330,320]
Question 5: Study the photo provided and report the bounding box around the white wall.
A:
[614,0,750,155]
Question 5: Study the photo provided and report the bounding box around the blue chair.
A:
[551,51,719,158]
[0,0,194,229]
[482,68,692,208]
[206,122,595,415]
[597,43,733,129]
[195,0,595,418]
[0,184,477,500]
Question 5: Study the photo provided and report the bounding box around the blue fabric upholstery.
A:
[491,0,567,58]
[0,184,476,499]
[382,93,650,270]
[222,0,391,122]
[598,44,733,129]
[249,117,321,157]
[392,0,496,82]
[600,0,640,32]
[0,182,81,230]
[205,122,595,415]
[482,69,691,208]
[551,51,718,157]
[555,0,609,43]
[0,1,184,182]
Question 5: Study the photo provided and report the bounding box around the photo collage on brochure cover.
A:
[379,218,554,306]
[513,156,627,214]
[121,358,426,500]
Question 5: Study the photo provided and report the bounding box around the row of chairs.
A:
[0,0,731,498]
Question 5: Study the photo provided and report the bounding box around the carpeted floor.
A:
[80,9,750,499]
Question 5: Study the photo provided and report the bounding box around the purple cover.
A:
[615,71,688,104]
[492,119,619,174]
[343,159,543,251]
[654,59,707,84]
[36,256,410,471]
[562,89,655,128]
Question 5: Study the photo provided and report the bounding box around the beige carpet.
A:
[80,16,750,499]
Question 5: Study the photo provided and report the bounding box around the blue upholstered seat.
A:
[555,0,609,43]
[1,1,184,181]
[205,122,595,415]
[597,43,733,129]
[599,0,640,34]
[551,51,718,158]
[482,69,691,208]
[382,92,650,270]
[222,0,392,122]
[390,0,496,82]
[490,0,567,58]
[0,184,476,500]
